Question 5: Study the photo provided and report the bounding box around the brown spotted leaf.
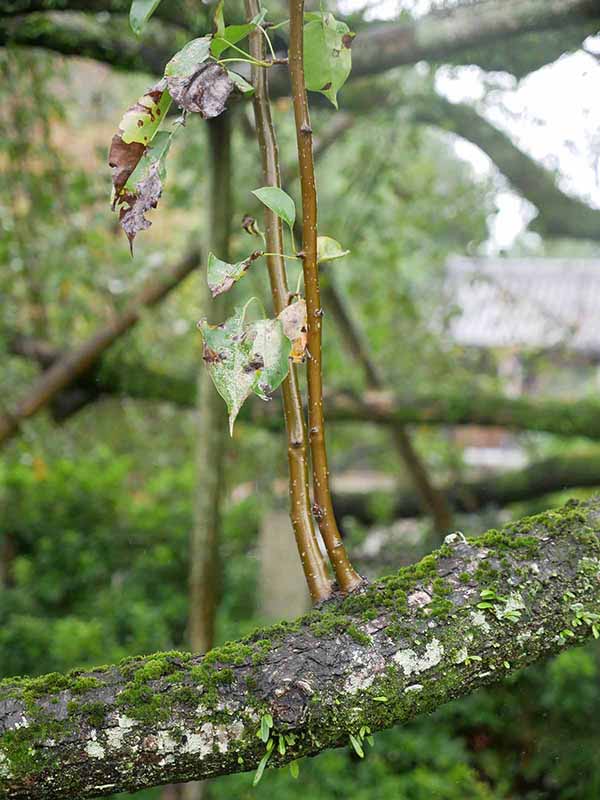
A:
[207,250,262,298]
[278,299,308,363]
[114,131,171,253]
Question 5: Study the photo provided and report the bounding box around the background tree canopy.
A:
[2,1,600,798]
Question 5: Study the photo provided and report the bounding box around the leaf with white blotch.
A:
[303,12,354,108]
[207,250,261,298]
[278,299,307,363]
[198,307,257,436]
[252,186,296,228]
[248,318,291,400]
[114,131,172,254]
[199,305,292,434]
[317,236,349,263]
[129,0,163,35]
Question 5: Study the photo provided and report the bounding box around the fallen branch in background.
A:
[0,250,200,448]
[332,453,600,523]
[2,497,600,799]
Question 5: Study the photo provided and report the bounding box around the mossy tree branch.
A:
[2,498,600,798]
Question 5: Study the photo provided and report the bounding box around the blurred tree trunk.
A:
[179,115,233,800]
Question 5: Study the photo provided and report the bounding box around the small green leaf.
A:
[373,696,388,703]
[289,760,300,779]
[252,186,296,228]
[317,235,349,263]
[348,733,364,758]
[207,250,261,297]
[129,0,163,34]
[480,589,497,600]
[366,735,375,747]
[164,37,212,77]
[278,735,286,755]
[303,12,354,108]
[477,602,493,609]
[227,70,255,96]
[213,0,225,38]
[252,749,272,786]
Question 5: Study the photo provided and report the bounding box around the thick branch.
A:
[2,497,600,798]
[412,93,600,241]
[333,453,600,523]
[0,250,200,447]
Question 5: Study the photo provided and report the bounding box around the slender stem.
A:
[287,0,362,593]
[245,0,331,603]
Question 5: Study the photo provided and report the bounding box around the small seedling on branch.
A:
[111,0,360,673]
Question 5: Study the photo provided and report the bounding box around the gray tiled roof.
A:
[445,257,600,354]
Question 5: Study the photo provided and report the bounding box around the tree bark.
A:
[2,497,600,799]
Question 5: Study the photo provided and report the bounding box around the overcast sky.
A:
[338,0,600,251]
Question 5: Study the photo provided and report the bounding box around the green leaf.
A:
[207,250,261,297]
[252,186,296,228]
[227,70,255,96]
[164,37,212,77]
[198,306,291,435]
[373,696,388,703]
[476,602,493,609]
[129,0,163,34]
[289,760,300,779]
[317,235,349,263]
[211,9,267,57]
[348,733,364,758]
[252,749,272,786]
[277,735,286,755]
[213,0,225,38]
[303,12,354,108]
[118,80,172,146]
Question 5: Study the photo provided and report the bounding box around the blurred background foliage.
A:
[2,2,600,797]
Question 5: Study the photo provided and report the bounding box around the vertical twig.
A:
[245,0,332,603]
[288,0,362,593]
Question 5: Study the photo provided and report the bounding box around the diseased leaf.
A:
[278,299,307,363]
[252,186,296,228]
[199,307,256,436]
[207,250,261,297]
[249,318,291,400]
[129,0,163,35]
[113,131,172,254]
[108,80,173,250]
[164,37,212,77]
[198,305,292,434]
[317,235,349,263]
[167,61,235,118]
[304,12,354,108]
[118,79,172,146]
